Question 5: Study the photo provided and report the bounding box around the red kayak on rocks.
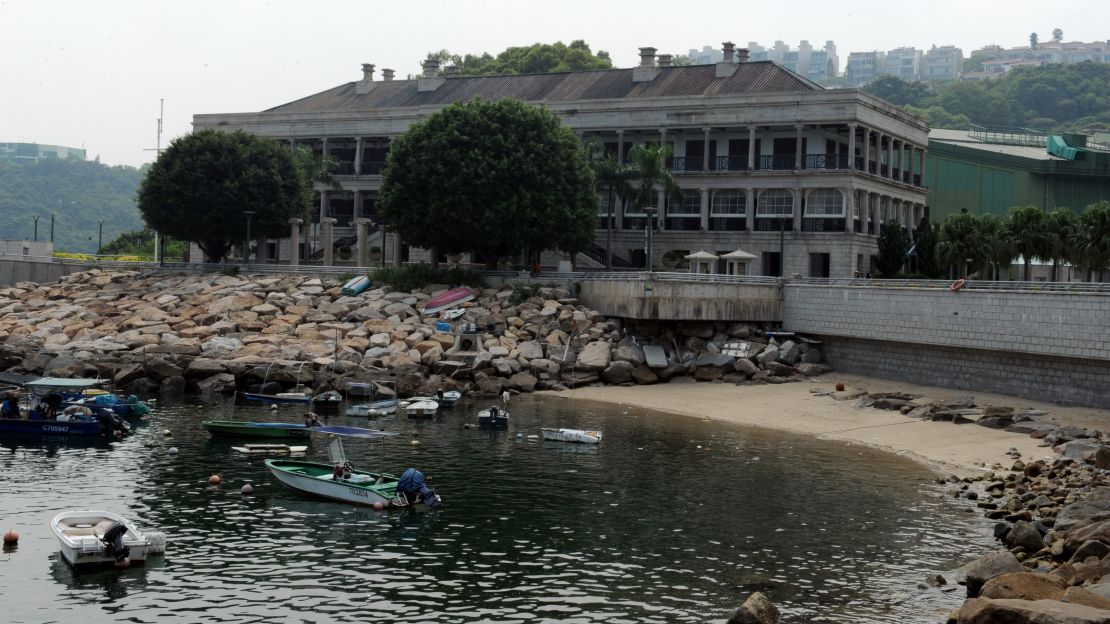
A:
[421,287,475,315]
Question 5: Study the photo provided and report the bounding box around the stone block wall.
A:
[783,284,1110,363]
[821,336,1110,409]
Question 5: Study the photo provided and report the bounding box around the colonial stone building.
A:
[193,43,928,277]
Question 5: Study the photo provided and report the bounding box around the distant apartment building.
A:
[687,45,722,64]
[965,39,1110,80]
[744,40,838,81]
[846,51,884,84]
[881,47,923,81]
[0,142,86,164]
[922,45,963,81]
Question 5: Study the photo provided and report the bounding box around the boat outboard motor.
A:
[100,521,131,565]
[397,468,442,509]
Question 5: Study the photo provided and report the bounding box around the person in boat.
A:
[436,389,444,402]
[332,461,354,480]
[501,390,510,405]
[43,393,63,419]
[304,412,321,427]
[489,405,499,419]
[0,392,20,419]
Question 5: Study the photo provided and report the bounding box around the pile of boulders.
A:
[815,389,1110,621]
[0,270,829,399]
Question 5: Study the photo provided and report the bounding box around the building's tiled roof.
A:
[264,62,821,114]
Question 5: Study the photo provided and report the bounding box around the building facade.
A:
[0,142,86,164]
[193,43,928,277]
[745,40,839,82]
[926,128,1110,221]
[922,45,963,81]
[881,47,923,81]
[845,51,884,85]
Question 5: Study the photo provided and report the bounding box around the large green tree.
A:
[586,142,636,269]
[426,40,612,76]
[377,98,597,261]
[911,217,943,278]
[875,222,911,277]
[626,143,683,270]
[1073,201,1110,281]
[1044,208,1078,281]
[936,212,986,278]
[1006,206,1050,281]
[978,213,1016,280]
[138,129,308,262]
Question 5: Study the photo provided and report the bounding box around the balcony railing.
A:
[664,216,701,230]
[758,154,797,170]
[709,217,747,231]
[622,215,656,231]
[362,161,386,175]
[803,154,850,170]
[335,161,356,175]
[671,156,704,172]
[715,155,749,171]
[754,217,793,231]
[802,217,847,232]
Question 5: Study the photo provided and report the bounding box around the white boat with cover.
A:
[541,428,603,444]
[232,443,308,456]
[51,510,163,568]
[401,397,439,418]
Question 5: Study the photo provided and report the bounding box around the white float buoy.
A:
[145,531,167,554]
[167,447,178,454]
[270,404,278,410]
[163,429,172,437]
[241,483,253,495]
[208,474,222,485]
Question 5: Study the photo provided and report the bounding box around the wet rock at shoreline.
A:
[726,591,780,624]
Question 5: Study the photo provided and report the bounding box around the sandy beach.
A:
[547,373,1110,477]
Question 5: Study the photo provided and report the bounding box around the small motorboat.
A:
[341,275,372,296]
[241,390,313,404]
[51,510,163,568]
[312,390,343,411]
[1,378,129,438]
[346,398,400,417]
[421,287,475,316]
[541,428,603,444]
[232,443,308,456]
[401,397,439,418]
[435,390,462,408]
[202,420,313,438]
[442,308,466,320]
[478,406,509,428]
[265,429,440,509]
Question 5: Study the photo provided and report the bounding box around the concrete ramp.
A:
[643,345,668,369]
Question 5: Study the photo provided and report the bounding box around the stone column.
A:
[848,123,857,170]
[845,188,855,235]
[862,127,871,173]
[352,190,362,224]
[794,124,804,170]
[288,218,303,266]
[918,148,926,186]
[354,137,364,176]
[319,190,328,221]
[355,218,371,267]
[321,137,329,160]
[254,237,268,262]
[748,126,757,170]
[859,192,869,234]
[616,130,625,165]
[702,127,711,171]
[699,187,710,231]
[321,217,337,266]
[792,188,803,231]
[901,142,909,182]
[656,188,666,231]
[872,194,881,231]
[745,189,756,232]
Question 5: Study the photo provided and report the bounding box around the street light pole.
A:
[645,207,655,271]
[50,213,55,243]
[778,217,785,277]
[32,215,39,242]
[243,211,255,263]
[97,220,104,256]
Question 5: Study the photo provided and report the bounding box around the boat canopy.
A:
[314,425,398,439]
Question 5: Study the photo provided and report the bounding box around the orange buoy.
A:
[208,474,222,486]
[2,529,17,544]
[835,383,845,392]
[372,501,385,511]
[949,278,967,292]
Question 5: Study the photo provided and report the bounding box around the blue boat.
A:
[0,377,128,438]
[0,417,103,436]
[341,275,372,296]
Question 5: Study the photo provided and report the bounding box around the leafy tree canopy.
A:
[426,40,612,76]
[0,158,144,254]
[875,222,911,277]
[138,129,308,262]
[377,98,597,258]
[863,61,1110,131]
[100,227,188,259]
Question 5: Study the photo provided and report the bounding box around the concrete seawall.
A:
[578,276,782,322]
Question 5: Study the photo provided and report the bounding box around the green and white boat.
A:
[202,420,313,439]
[265,430,441,509]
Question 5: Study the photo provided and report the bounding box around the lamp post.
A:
[50,213,55,243]
[779,216,785,277]
[243,211,255,263]
[97,220,104,256]
[644,207,656,271]
[32,215,39,242]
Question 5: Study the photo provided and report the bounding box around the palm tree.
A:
[1044,208,1078,281]
[1073,201,1110,282]
[626,144,682,269]
[585,142,636,269]
[936,213,985,278]
[1006,206,1050,281]
[978,214,1015,281]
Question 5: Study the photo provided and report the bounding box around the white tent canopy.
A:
[684,250,720,260]
[720,249,756,260]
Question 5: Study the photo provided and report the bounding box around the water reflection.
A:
[1,394,992,623]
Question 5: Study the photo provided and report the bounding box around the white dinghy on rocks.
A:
[51,510,165,568]
[541,428,603,444]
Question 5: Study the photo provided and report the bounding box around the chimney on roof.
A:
[382,68,395,81]
[356,63,377,95]
[418,58,445,91]
[657,54,673,67]
[444,65,461,77]
[737,48,750,63]
[716,41,739,78]
[633,46,659,82]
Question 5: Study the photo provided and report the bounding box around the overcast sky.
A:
[1,0,1104,167]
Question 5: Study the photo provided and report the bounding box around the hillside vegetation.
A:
[0,158,145,254]
[863,61,1110,132]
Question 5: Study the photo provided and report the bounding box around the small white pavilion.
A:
[685,250,719,274]
[720,248,756,275]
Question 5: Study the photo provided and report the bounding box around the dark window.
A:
[762,252,782,277]
[809,253,831,278]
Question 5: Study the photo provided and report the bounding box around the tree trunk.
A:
[1024,259,1031,281]
[605,185,614,270]
[1051,259,1058,282]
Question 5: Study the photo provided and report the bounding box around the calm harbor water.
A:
[1,393,991,623]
